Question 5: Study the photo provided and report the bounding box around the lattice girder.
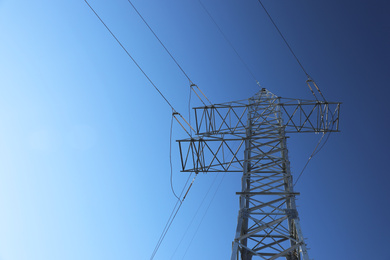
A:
[177,88,340,259]
[193,98,340,135]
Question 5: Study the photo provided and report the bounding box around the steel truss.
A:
[177,88,340,259]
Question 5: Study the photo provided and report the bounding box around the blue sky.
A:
[0,0,389,259]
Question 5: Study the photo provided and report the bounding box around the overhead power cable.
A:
[84,0,175,110]
[198,0,261,87]
[188,85,193,137]
[313,130,332,157]
[126,0,194,84]
[294,103,338,186]
[293,133,325,186]
[170,172,221,259]
[182,173,226,258]
[256,0,309,78]
[256,0,328,101]
[151,108,201,260]
[84,0,196,135]
[150,173,197,260]
[126,0,213,106]
[170,112,180,200]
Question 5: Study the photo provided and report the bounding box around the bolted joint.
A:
[284,209,298,219]
[240,209,249,218]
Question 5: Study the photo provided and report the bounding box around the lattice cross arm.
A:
[194,99,340,135]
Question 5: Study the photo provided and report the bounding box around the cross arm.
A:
[193,99,340,135]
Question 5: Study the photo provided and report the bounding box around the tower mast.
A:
[230,89,308,260]
[178,88,340,259]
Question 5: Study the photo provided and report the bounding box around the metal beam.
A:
[177,88,340,259]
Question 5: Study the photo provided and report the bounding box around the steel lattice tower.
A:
[178,88,340,259]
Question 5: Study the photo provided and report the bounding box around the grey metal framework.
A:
[177,88,340,259]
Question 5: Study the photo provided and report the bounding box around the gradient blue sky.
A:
[0,0,389,259]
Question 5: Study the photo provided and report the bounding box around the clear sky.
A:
[0,0,389,259]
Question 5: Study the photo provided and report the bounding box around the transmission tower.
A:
[177,88,340,259]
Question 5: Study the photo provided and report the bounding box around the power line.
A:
[198,0,261,87]
[293,104,338,186]
[150,198,183,260]
[182,173,226,258]
[126,0,213,107]
[151,110,199,258]
[256,0,309,78]
[84,2,199,257]
[188,85,193,137]
[125,0,195,85]
[150,173,196,260]
[85,0,198,137]
[313,130,332,157]
[294,132,325,186]
[170,172,221,259]
[170,112,180,200]
[84,0,175,111]
[256,0,329,103]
